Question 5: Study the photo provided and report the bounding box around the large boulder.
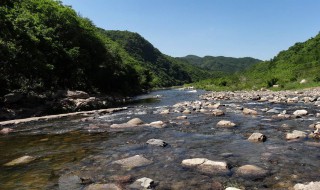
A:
[216,120,236,128]
[114,155,152,169]
[4,155,36,166]
[235,164,268,179]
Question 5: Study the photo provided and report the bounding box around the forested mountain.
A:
[194,32,320,90]
[178,55,261,73]
[0,0,210,97]
[99,30,212,87]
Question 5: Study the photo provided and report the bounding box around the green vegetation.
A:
[0,0,210,97]
[178,55,261,74]
[193,33,320,91]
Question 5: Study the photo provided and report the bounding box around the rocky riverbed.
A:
[0,88,320,189]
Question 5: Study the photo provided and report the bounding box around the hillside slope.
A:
[178,55,261,73]
[194,32,320,90]
[100,30,212,87]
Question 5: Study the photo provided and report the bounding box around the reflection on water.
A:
[0,89,320,189]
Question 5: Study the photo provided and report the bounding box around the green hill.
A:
[178,55,261,74]
[99,30,212,87]
[194,32,320,90]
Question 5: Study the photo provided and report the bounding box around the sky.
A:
[61,0,320,60]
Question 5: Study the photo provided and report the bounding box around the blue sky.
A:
[61,0,320,60]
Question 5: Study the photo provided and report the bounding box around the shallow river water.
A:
[0,89,319,189]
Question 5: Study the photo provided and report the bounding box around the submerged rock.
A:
[84,183,121,190]
[248,132,267,142]
[235,164,268,179]
[294,181,320,190]
[216,120,236,128]
[146,139,168,147]
[286,130,307,140]
[58,173,82,190]
[176,115,187,120]
[243,108,258,115]
[0,127,14,134]
[114,155,152,169]
[4,155,36,166]
[212,109,224,116]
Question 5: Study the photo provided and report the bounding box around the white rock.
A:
[286,130,307,140]
[182,158,206,166]
[217,120,236,127]
[243,108,258,115]
[225,188,241,190]
[293,110,308,116]
[294,181,320,190]
[4,155,36,166]
[146,139,167,147]
[248,133,267,142]
[127,118,144,125]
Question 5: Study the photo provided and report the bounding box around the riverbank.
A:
[0,90,130,122]
[1,88,320,189]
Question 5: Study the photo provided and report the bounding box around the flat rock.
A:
[110,123,137,129]
[293,110,308,116]
[294,181,320,190]
[84,183,121,190]
[149,121,166,128]
[4,155,36,166]
[267,108,280,114]
[217,120,236,128]
[235,164,268,179]
[243,108,258,115]
[248,132,267,142]
[176,116,187,120]
[146,139,167,147]
[114,155,152,168]
[182,158,230,175]
[286,130,307,140]
[127,118,144,125]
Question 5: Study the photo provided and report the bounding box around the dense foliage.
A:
[194,33,320,91]
[178,55,261,74]
[0,0,144,96]
[0,0,211,97]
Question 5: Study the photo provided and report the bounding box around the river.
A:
[0,89,319,189]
